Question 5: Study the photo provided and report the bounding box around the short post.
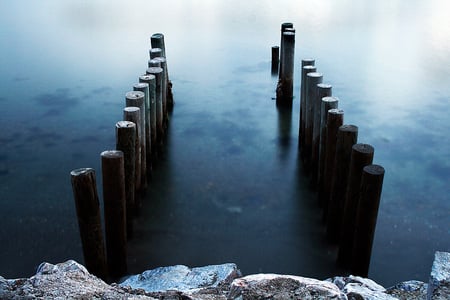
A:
[133,83,152,175]
[321,108,344,220]
[271,46,279,75]
[299,63,316,154]
[146,67,164,146]
[276,31,295,105]
[311,83,332,188]
[123,107,141,193]
[149,47,162,59]
[351,164,385,277]
[154,57,168,124]
[151,33,173,109]
[70,168,107,279]
[326,124,358,243]
[126,91,147,190]
[148,59,161,68]
[101,150,127,278]
[278,22,294,78]
[338,143,374,267]
[115,121,136,238]
[139,74,157,157]
[303,72,323,172]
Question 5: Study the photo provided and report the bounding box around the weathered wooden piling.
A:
[278,22,294,78]
[321,109,344,220]
[70,168,107,279]
[299,63,316,154]
[126,91,147,190]
[123,107,142,193]
[151,33,173,109]
[303,72,323,171]
[338,143,374,267]
[133,83,152,174]
[317,97,339,204]
[139,74,157,155]
[271,46,280,75]
[326,124,358,243]
[154,57,168,124]
[115,121,136,238]
[276,31,295,105]
[311,83,332,188]
[101,150,127,278]
[146,67,164,145]
[148,59,161,68]
[351,164,385,277]
[149,47,162,59]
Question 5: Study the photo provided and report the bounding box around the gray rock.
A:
[228,273,347,300]
[428,251,450,300]
[120,263,241,293]
[386,280,427,300]
[329,275,398,300]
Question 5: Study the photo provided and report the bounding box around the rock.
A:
[428,251,450,300]
[120,263,241,293]
[228,273,347,299]
[386,280,427,300]
[0,260,155,299]
[328,275,397,299]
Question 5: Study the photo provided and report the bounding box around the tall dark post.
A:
[101,150,127,278]
[276,31,295,105]
[133,83,152,176]
[139,74,157,154]
[278,22,294,78]
[326,125,358,243]
[146,67,164,146]
[123,107,141,193]
[70,168,107,280]
[154,57,168,124]
[271,46,280,75]
[351,164,385,277]
[299,63,316,156]
[151,33,173,109]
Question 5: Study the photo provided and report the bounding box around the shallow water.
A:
[0,0,449,286]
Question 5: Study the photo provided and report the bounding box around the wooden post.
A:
[148,59,161,68]
[321,109,344,221]
[154,57,168,125]
[299,63,316,155]
[149,47,162,59]
[133,83,152,175]
[279,22,294,78]
[126,91,147,190]
[139,74,157,156]
[101,150,127,278]
[146,67,164,145]
[70,168,107,279]
[351,164,385,277]
[338,143,374,267]
[151,33,173,109]
[326,124,358,243]
[123,107,141,193]
[311,83,332,188]
[317,97,339,205]
[276,31,295,105]
[115,121,136,238]
[271,46,279,75]
[303,72,323,172]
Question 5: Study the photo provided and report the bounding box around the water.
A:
[0,0,449,287]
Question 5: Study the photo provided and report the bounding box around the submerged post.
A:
[276,31,295,105]
[326,124,358,243]
[139,74,157,156]
[115,121,136,238]
[338,143,374,267]
[123,107,141,193]
[146,67,164,146]
[101,150,127,278]
[70,168,107,279]
[351,164,385,277]
[299,63,316,155]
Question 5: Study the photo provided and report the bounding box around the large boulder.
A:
[428,251,450,300]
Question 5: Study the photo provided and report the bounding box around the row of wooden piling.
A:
[70,33,173,281]
[273,23,385,277]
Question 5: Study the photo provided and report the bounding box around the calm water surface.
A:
[0,0,449,287]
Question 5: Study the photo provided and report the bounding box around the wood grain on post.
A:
[326,124,358,243]
[101,150,127,278]
[338,143,374,267]
[139,74,157,156]
[149,47,162,59]
[146,67,164,145]
[151,33,173,109]
[271,46,280,75]
[299,64,316,154]
[70,168,107,279]
[123,107,141,193]
[276,31,295,105]
[303,72,323,172]
[154,57,168,125]
[148,59,161,68]
[126,91,147,190]
[279,22,294,78]
[351,164,385,277]
[133,83,152,175]
[317,97,339,204]
[311,83,332,188]
[115,121,136,238]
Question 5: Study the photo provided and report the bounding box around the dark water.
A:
[0,0,449,287]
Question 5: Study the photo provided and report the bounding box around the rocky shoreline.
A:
[0,251,448,299]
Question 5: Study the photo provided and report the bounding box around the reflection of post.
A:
[317,97,339,205]
[271,46,279,76]
[115,121,136,238]
[338,143,374,267]
[276,31,295,105]
[101,150,127,278]
[70,168,107,280]
[123,107,141,193]
[146,67,164,146]
[311,83,332,188]
[326,124,358,243]
[299,64,316,156]
[351,164,385,277]
[276,104,293,162]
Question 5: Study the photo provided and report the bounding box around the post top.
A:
[133,82,149,89]
[126,91,145,99]
[116,121,136,129]
[353,143,375,154]
[100,150,124,159]
[318,83,332,89]
[139,74,156,82]
[363,164,385,175]
[322,96,339,103]
[123,106,140,113]
[146,67,163,75]
[328,108,344,115]
[339,124,358,132]
[70,168,94,177]
[306,72,323,78]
